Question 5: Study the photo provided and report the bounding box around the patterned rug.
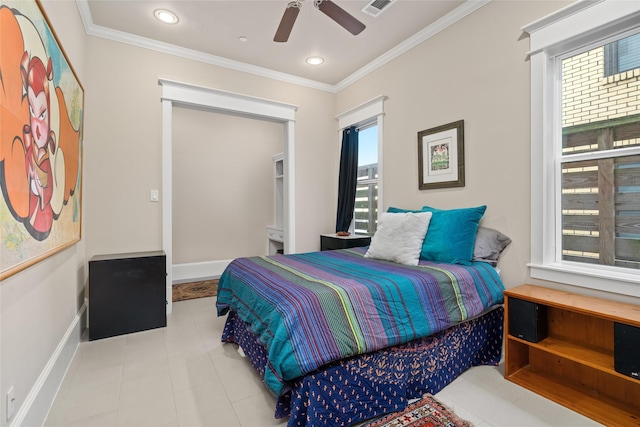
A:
[362,394,472,427]
[172,279,218,302]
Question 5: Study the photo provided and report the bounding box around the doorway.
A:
[159,79,297,313]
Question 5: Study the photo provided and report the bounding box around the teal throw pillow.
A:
[420,205,487,265]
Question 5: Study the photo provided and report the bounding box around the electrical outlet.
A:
[6,386,15,421]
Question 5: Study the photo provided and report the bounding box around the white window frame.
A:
[525,0,640,297]
[355,122,378,235]
[336,96,386,234]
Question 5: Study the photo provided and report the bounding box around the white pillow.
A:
[365,212,432,266]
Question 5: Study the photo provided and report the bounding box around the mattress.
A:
[216,247,505,396]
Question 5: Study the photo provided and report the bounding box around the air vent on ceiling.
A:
[361,0,395,17]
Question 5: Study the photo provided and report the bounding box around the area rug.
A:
[362,394,473,427]
[172,279,218,302]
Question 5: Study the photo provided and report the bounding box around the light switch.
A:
[150,190,159,202]
[6,386,15,420]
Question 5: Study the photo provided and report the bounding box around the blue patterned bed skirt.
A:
[222,305,503,427]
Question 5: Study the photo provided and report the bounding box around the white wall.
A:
[335,0,639,306]
[0,1,87,426]
[171,107,283,262]
[336,0,565,291]
[83,37,337,263]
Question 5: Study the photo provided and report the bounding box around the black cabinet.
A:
[89,251,167,340]
[320,234,371,251]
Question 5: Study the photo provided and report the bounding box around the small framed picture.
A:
[418,120,464,190]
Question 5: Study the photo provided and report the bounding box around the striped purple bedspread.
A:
[216,247,504,396]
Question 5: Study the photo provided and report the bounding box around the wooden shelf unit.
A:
[504,284,640,426]
[267,153,284,255]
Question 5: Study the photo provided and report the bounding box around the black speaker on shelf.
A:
[614,322,640,380]
[508,297,548,343]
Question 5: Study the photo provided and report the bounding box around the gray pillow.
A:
[472,227,511,266]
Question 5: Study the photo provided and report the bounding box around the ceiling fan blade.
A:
[274,1,301,42]
[315,0,365,36]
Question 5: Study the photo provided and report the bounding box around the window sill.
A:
[603,68,640,85]
[528,262,640,297]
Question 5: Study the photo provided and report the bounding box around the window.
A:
[336,96,386,236]
[526,2,640,296]
[604,32,640,76]
[355,125,378,235]
[561,32,640,270]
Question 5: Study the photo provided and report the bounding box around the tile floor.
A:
[44,297,602,427]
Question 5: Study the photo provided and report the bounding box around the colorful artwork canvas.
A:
[429,139,451,173]
[0,0,83,280]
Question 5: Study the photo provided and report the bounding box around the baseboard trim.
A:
[172,260,231,284]
[10,302,87,427]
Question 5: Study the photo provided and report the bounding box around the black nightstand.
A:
[320,233,371,251]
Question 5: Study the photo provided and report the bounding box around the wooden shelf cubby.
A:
[504,284,640,426]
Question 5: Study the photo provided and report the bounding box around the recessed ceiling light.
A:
[239,36,248,42]
[306,56,324,65]
[154,9,179,24]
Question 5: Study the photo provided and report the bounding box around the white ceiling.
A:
[79,0,484,90]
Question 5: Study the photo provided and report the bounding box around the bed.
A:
[216,207,510,426]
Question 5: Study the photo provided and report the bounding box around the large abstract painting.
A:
[0,0,83,280]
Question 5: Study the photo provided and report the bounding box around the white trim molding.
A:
[522,0,640,56]
[12,303,86,427]
[75,0,333,93]
[159,79,298,313]
[75,0,489,93]
[333,0,490,91]
[336,95,387,130]
[172,260,231,284]
[160,79,297,122]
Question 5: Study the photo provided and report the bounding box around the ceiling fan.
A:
[274,0,366,42]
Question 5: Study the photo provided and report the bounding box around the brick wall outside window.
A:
[562,47,640,127]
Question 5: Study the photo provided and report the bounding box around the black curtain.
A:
[336,126,359,233]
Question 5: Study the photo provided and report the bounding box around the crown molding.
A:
[75,0,335,92]
[76,0,490,94]
[334,0,491,91]
[522,0,602,35]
